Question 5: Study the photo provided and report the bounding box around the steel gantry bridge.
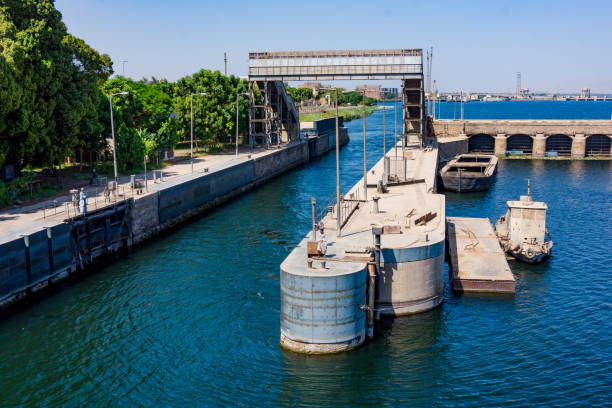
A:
[247,49,426,148]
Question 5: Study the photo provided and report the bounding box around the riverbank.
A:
[300,105,376,122]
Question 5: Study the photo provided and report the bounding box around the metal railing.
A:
[313,186,364,230]
[40,180,160,220]
[387,156,408,182]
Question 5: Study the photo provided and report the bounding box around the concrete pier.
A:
[494,134,507,156]
[446,217,515,294]
[571,134,586,159]
[533,133,547,157]
[280,142,445,353]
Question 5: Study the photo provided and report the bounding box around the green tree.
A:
[115,124,144,171]
[0,0,112,168]
[172,70,248,151]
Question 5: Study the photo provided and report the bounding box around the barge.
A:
[440,154,498,192]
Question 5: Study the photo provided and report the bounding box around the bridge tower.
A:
[402,77,426,145]
[248,79,299,149]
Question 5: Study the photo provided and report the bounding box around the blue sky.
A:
[55,0,612,93]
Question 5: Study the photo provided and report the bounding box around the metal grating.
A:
[506,134,533,154]
[468,134,495,153]
[248,49,423,80]
[545,134,572,156]
[585,134,611,156]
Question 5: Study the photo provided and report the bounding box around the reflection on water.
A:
[0,103,611,407]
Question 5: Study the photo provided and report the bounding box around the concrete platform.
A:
[280,141,447,352]
[446,217,516,294]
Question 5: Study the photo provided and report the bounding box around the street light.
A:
[361,90,367,201]
[190,92,206,173]
[323,88,342,236]
[109,91,129,184]
[236,92,249,158]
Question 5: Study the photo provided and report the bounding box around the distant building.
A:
[518,88,530,98]
[355,84,381,99]
[299,82,322,90]
[381,87,398,98]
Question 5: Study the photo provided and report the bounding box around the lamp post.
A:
[361,91,367,201]
[383,96,386,157]
[394,93,398,161]
[109,91,129,184]
[190,92,206,173]
[236,92,249,158]
[335,89,340,236]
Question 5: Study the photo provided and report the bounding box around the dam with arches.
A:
[433,119,612,158]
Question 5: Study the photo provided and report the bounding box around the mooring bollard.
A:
[372,196,380,214]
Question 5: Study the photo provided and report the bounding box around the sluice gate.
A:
[0,201,131,307]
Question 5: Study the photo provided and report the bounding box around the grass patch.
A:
[300,106,377,123]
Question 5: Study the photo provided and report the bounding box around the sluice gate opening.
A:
[586,134,611,156]
[248,49,426,147]
[506,134,533,154]
[468,134,495,153]
[545,134,572,156]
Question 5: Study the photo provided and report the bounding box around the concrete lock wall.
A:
[0,135,324,309]
[158,160,255,224]
[253,141,309,182]
[131,193,160,243]
[438,136,469,161]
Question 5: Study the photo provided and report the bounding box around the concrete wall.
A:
[130,193,160,244]
[438,136,469,161]
[377,241,445,316]
[304,116,350,159]
[254,141,309,182]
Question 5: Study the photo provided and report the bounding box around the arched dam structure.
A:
[433,119,612,158]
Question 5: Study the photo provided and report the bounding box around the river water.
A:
[0,102,611,407]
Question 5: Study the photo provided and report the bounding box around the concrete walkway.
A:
[0,146,282,244]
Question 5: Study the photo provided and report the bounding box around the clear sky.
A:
[55,0,612,93]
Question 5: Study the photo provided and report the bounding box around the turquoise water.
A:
[0,102,611,407]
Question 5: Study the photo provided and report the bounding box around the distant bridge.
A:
[433,119,612,158]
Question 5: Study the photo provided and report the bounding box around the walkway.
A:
[0,146,280,245]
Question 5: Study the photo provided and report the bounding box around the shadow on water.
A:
[278,308,449,407]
